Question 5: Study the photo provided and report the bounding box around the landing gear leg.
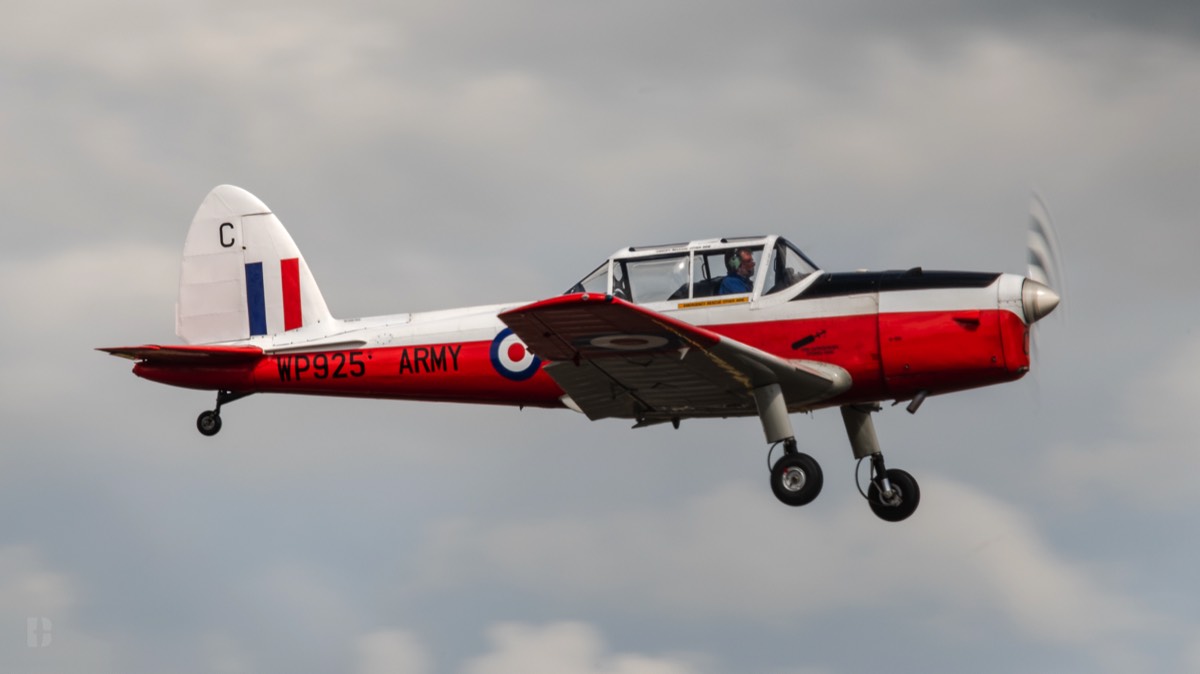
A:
[841,404,920,522]
[196,390,253,437]
[756,384,823,507]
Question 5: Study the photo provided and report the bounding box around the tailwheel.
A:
[770,452,824,507]
[195,390,252,436]
[196,410,222,437]
[867,468,920,522]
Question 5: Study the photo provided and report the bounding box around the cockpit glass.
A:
[764,239,817,295]
[566,261,609,295]
[567,238,815,303]
[618,254,690,304]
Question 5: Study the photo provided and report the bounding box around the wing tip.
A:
[97,345,158,360]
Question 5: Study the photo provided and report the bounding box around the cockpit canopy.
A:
[567,236,818,304]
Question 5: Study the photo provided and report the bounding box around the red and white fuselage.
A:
[125,232,1048,415]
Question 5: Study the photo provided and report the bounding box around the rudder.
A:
[176,185,334,344]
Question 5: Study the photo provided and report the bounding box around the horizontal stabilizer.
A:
[97,344,264,364]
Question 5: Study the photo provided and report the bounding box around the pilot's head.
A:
[727,249,756,277]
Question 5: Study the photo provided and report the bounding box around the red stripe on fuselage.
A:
[281,258,302,331]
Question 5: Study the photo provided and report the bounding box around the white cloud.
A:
[0,242,176,330]
[1040,334,1200,508]
[0,545,118,673]
[415,477,1150,650]
[251,562,362,641]
[2,2,1198,672]
[462,622,702,674]
[1186,630,1200,673]
[352,622,707,674]
[202,633,258,674]
[0,242,176,414]
[0,1,395,91]
[356,629,432,674]
[0,545,74,619]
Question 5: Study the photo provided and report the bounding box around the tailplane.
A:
[176,185,334,344]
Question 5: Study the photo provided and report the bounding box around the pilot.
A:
[719,249,756,294]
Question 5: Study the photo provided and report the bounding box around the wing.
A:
[97,344,264,364]
[498,294,850,422]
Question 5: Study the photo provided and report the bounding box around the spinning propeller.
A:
[1024,193,1065,368]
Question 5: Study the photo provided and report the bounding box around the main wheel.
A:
[770,453,823,506]
[196,410,222,436]
[867,468,920,522]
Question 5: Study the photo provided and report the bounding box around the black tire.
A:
[196,410,222,437]
[867,468,920,522]
[770,453,823,507]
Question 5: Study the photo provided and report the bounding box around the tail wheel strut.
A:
[196,390,253,437]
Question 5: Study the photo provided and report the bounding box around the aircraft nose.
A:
[1021,279,1060,324]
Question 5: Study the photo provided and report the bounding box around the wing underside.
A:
[499,294,850,422]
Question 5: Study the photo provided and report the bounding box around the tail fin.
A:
[176,185,334,344]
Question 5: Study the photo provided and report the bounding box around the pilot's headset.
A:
[727,249,749,273]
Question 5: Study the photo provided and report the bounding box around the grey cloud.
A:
[4,1,1200,672]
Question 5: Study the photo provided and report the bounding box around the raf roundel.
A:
[490,328,541,381]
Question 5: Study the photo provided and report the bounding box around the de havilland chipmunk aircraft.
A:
[101,185,1062,522]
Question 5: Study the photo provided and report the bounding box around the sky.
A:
[2,1,1199,672]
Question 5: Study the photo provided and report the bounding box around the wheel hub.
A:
[782,466,807,492]
[880,486,903,507]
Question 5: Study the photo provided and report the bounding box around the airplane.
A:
[100,185,1062,522]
